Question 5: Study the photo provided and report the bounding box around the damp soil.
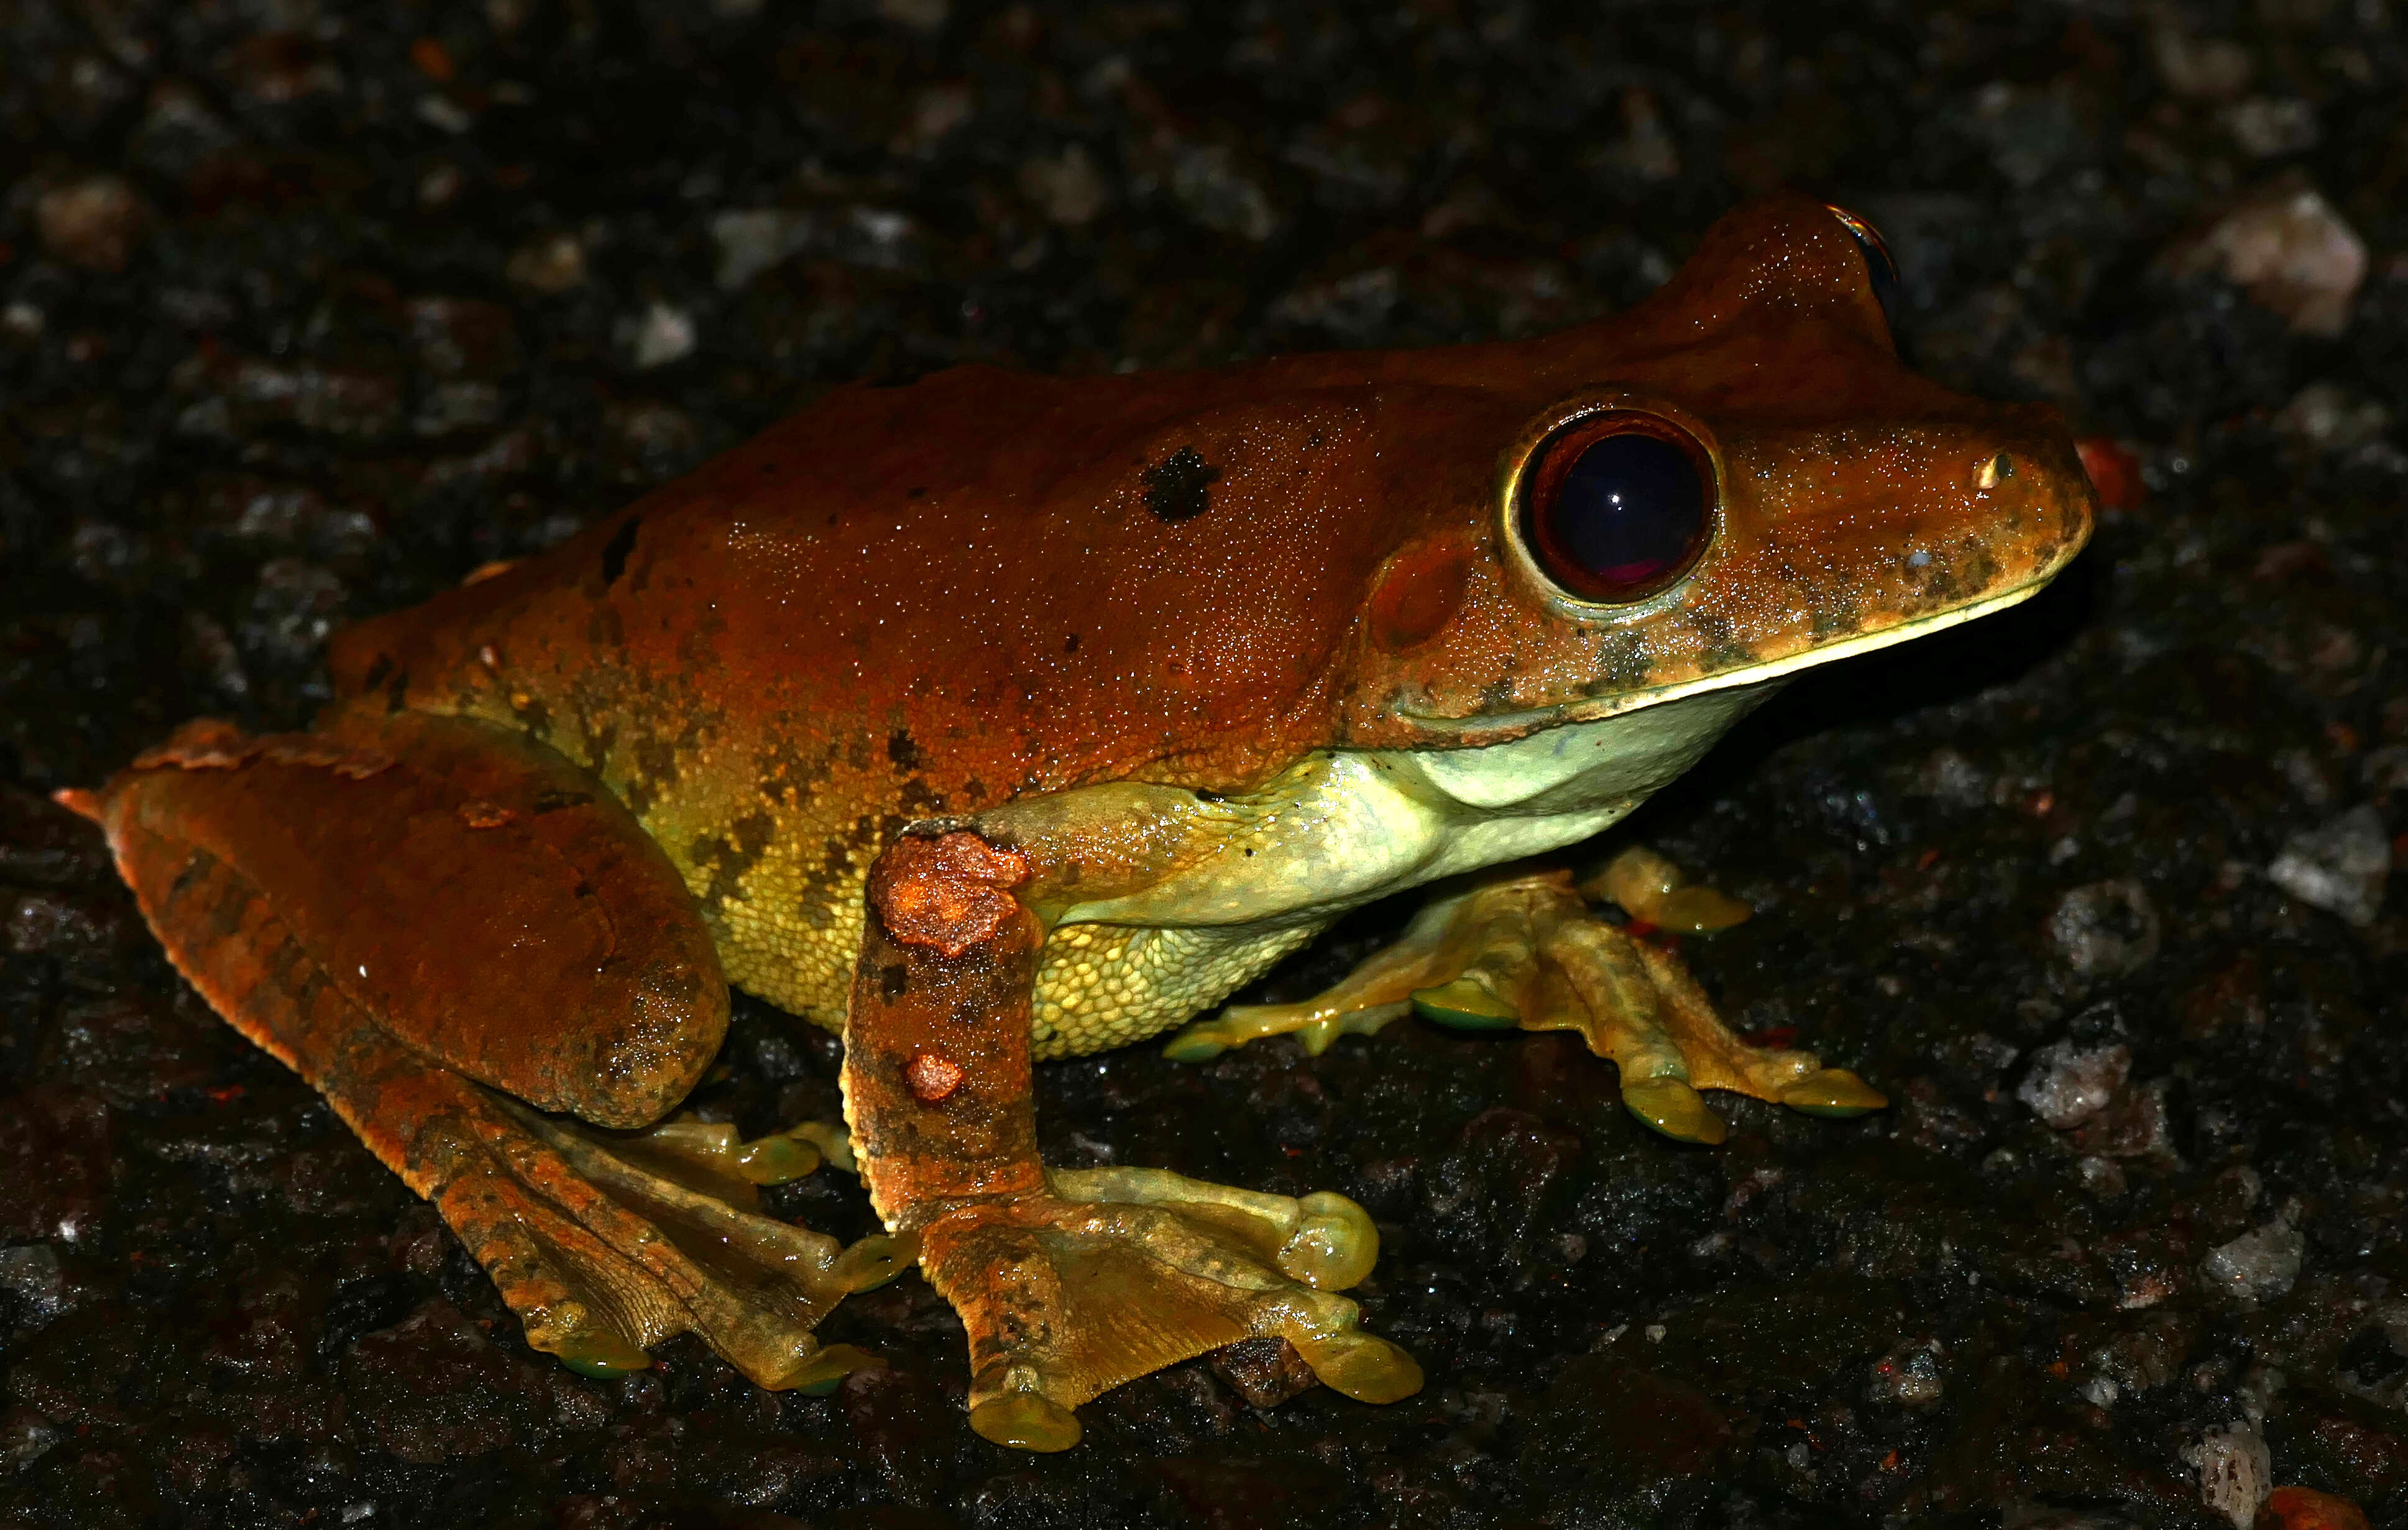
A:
[6,2,2408,1527]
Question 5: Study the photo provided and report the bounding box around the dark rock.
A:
[2268,1383,2408,1502]
[340,1298,551,1463]
[1522,1357,1731,1511]
[1207,1337,1318,1409]
[2046,880,2162,979]
[2,887,128,961]
[0,784,113,887]
[0,1086,111,1244]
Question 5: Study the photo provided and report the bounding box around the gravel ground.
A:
[5,2,2408,1526]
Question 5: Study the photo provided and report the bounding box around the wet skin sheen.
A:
[71,195,2097,1451]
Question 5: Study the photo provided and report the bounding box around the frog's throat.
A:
[1052,676,1782,938]
[1395,574,2056,746]
[1022,674,1781,1055]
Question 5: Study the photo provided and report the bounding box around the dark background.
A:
[4,2,2407,1526]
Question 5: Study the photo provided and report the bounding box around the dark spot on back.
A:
[887,730,922,771]
[1063,633,1080,653]
[362,654,393,690]
[880,963,909,1001]
[1142,447,1220,523]
[907,486,927,499]
[600,516,641,587]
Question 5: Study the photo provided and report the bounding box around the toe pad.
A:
[1277,1192,1379,1291]
[1621,1077,1729,1145]
[1779,1067,1888,1115]
[1292,1331,1423,1404]
[971,1390,1082,1452]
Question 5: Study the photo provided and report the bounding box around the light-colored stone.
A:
[2187,1422,2271,1529]
[2200,1221,2305,1303]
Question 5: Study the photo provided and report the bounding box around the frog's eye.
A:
[1518,413,1714,604]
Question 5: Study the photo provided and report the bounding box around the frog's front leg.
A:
[1164,856,1885,1145]
[842,829,1419,1452]
[71,713,905,1389]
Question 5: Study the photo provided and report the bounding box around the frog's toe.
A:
[970,1381,1082,1452]
[1163,999,1410,1061]
[1045,1165,1381,1291]
[1290,1328,1423,1403]
[1778,1067,1889,1116]
[424,1084,899,1393]
[1586,845,1753,933]
[1619,1076,1729,1145]
[1410,974,1521,1030]
[1534,917,1889,1125]
[926,1180,1416,1451]
[1277,1191,1381,1290]
[1265,863,1888,1130]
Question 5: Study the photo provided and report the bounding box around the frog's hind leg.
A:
[1164,858,1886,1144]
[76,713,903,1388]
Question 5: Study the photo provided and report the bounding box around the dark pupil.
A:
[1533,432,1704,598]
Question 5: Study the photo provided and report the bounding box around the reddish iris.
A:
[1520,416,1711,602]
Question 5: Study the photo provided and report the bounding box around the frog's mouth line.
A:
[1397,575,2057,745]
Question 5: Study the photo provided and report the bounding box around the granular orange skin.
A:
[75,193,2098,1447]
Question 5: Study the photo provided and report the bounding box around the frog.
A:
[61,195,2095,1452]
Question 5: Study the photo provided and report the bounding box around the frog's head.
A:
[1336,193,2097,754]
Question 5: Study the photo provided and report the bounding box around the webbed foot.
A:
[1164,855,1885,1143]
[917,1168,1416,1450]
[425,1088,914,1387]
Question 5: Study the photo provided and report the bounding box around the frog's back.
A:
[321,355,1513,1025]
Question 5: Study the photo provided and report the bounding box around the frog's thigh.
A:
[842,830,1420,1454]
[1164,866,1886,1145]
[86,714,896,1388]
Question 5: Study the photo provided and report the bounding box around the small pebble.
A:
[2267,805,2391,927]
[2169,178,2368,336]
[35,174,145,272]
[2190,1422,2272,1529]
[2016,1039,2131,1130]
[2257,1485,2374,1530]
[622,301,697,370]
[505,231,587,293]
[2046,879,2162,977]
[2200,1221,2305,1303]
